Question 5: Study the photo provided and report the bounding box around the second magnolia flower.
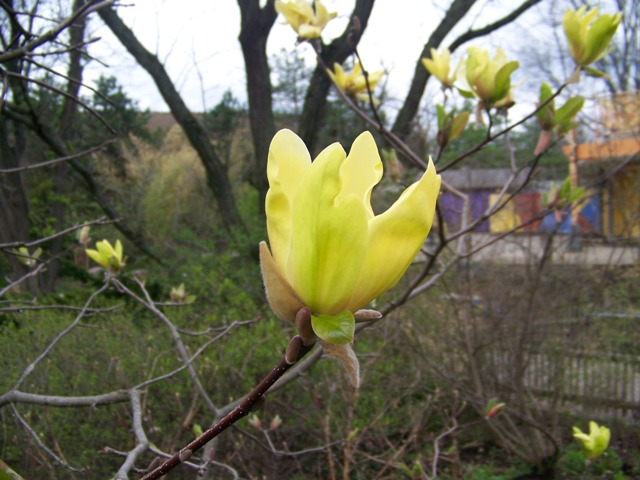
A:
[260,129,441,342]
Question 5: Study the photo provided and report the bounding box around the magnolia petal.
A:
[259,241,305,323]
[96,240,114,259]
[347,159,441,311]
[583,14,621,64]
[338,132,382,218]
[114,240,123,261]
[266,129,311,274]
[321,341,360,388]
[289,143,368,314]
[492,60,519,103]
[86,249,106,269]
[314,0,336,28]
[330,63,347,91]
[563,9,581,54]
[298,24,322,39]
[275,0,313,32]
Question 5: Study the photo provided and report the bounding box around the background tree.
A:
[98,5,245,230]
[238,0,278,211]
[391,0,543,144]
[271,48,312,121]
[1,2,637,478]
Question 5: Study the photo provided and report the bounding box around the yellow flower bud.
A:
[261,130,441,344]
[573,421,611,460]
[459,47,519,107]
[563,7,622,67]
[275,0,336,40]
[422,48,459,89]
[327,63,384,103]
[86,239,125,274]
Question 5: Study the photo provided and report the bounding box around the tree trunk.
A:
[238,0,278,214]
[45,0,87,291]
[98,6,245,231]
[298,0,376,155]
[391,0,477,141]
[0,118,35,292]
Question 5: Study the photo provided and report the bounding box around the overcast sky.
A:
[83,0,585,119]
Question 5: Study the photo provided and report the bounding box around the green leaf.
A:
[412,459,424,476]
[395,462,414,477]
[583,14,621,65]
[450,111,470,140]
[536,83,556,128]
[436,104,446,129]
[456,87,475,99]
[539,82,553,103]
[584,66,608,78]
[491,60,519,103]
[311,310,355,345]
[555,96,584,125]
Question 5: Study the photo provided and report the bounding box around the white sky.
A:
[83,0,584,119]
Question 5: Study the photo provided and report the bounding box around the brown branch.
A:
[5,71,116,134]
[0,216,113,250]
[0,0,114,63]
[140,336,316,480]
[0,140,114,173]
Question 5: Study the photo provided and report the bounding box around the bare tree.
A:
[391,0,543,142]
[238,0,278,211]
[98,6,245,231]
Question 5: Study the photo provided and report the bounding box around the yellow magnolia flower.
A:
[422,48,459,88]
[260,129,441,344]
[327,63,384,103]
[86,239,125,274]
[275,0,336,40]
[460,47,519,107]
[563,7,622,67]
[573,421,611,460]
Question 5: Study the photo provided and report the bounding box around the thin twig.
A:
[140,337,316,480]
[10,282,110,391]
[0,140,114,174]
[0,217,113,250]
[11,404,84,472]
[112,278,219,416]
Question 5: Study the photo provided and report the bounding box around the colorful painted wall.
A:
[604,163,640,238]
[440,189,605,236]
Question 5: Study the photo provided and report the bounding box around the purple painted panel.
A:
[440,191,464,232]
[440,190,491,232]
[471,190,491,232]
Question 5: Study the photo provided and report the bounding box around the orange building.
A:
[563,91,640,240]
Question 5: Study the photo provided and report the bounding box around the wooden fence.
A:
[489,314,640,422]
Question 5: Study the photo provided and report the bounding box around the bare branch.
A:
[140,336,316,480]
[0,140,114,174]
[10,282,110,391]
[112,278,219,416]
[0,389,129,408]
[11,405,84,472]
[0,0,114,64]
[113,390,148,479]
[0,217,113,250]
